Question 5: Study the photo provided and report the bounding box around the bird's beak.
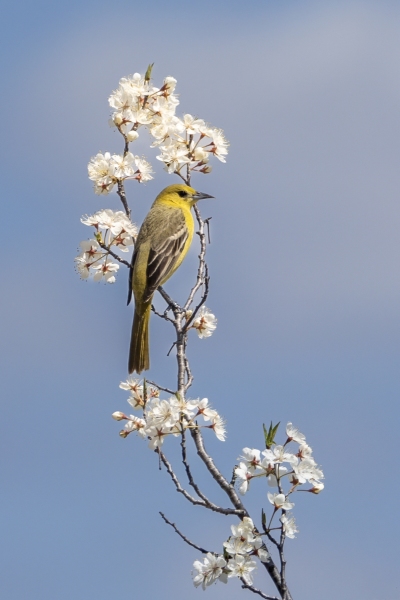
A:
[192,191,215,201]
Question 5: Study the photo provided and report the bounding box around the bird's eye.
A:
[178,190,188,198]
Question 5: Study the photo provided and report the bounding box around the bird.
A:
[127,183,214,374]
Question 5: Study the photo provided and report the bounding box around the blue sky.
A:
[1,1,400,598]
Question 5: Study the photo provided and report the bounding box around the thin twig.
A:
[159,512,209,554]
[240,579,279,600]
[183,205,208,313]
[146,380,176,395]
[117,181,131,219]
[151,305,175,324]
[157,286,182,315]
[158,449,241,515]
[180,429,227,512]
[97,242,131,268]
[204,217,212,244]
[189,427,246,514]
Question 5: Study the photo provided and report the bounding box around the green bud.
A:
[144,63,154,82]
[263,421,280,449]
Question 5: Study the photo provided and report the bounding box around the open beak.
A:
[192,191,215,201]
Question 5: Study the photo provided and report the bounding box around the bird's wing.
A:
[144,208,189,302]
[127,249,137,306]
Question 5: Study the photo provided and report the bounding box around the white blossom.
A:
[298,443,313,459]
[250,537,269,562]
[74,254,97,279]
[223,536,253,556]
[235,462,253,495]
[79,239,102,261]
[162,76,178,94]
[267,493,295,511]
[281,513,298,539]
[123,416,146,438]
[183,113,206,134]
[262,445,298,469]
[87,152,115,194]
[227,554,257,585]
[208,128,229,162]
[291,458,324,485]
[230,517,255,540]
[149,114,184,144]
[81,209,137,238]
[209,414,226,441]
[156,140,190,173]
[146,425,170,449]
[192,307,217,338]
[238,448,262,472]
[111,152,135,178]
[169,395,198,419]
[192,553,227,590]
[193,398,218,421]
[91,259,119,283]
[120,377,142,393]
[132,156,153,182]
[286,422,306,444]
[267,465,288,487]
[146,399,180,429]
[193,146,209,163]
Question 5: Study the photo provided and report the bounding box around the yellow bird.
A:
[128,183,213,374]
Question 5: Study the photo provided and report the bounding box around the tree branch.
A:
[180,429,230,513]
[158,448,240,515]
[117,180,131,219]
[159,512,210,554]
[240,579,280,600]
[146,380,175,396]
[189,426,246,514]
[97,242,131,268]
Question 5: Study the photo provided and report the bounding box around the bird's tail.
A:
[128,303,151,374]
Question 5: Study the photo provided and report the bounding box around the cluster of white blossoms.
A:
[113,379,226,446]
[193,517,266,590]
[75,210,138,283]
[154,113,229,175]
[79,68,227,284]
[107,71,229,178]
[235,423,324,541]
[88,152,153,195]
[186,306,217,339]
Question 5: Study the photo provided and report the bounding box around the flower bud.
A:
[112,411,126,421]
[119,430,130,438]
[185,310,193,320]
[309,482,324,494]
[127,130,139,142]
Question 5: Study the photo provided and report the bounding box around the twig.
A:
[183,205,208,313]
[167,341,177,357]
[158,449,241,515]
[184,353,193,391]
[157,286,182,315]
[97,242,131,268]
[151,305,174,324]
[189,426,246,514]
[117,181,131,219]
[159,512,209,554]
[180,429,228,512]
[146,380,175,395]
[204,217,212,244]
[279,518,287,600]
[240,579,279,600]
[276,468,288,600]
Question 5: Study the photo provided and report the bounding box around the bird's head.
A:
[155,184,214,207]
